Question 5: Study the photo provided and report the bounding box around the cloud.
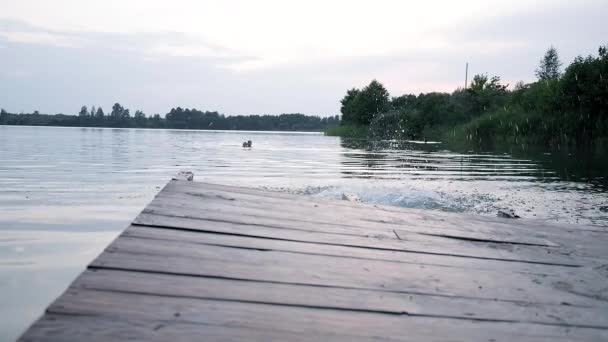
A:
[0,19,82,47]
[0,1,606,116]
[0,20,255,67]
[0,21,338,116]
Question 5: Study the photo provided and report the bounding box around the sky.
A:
[0,0,607,116]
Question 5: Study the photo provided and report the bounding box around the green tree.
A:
[339,80,390,125]
[134,110,146,126]
[79,106,89,117]
[391,94,417,111]
[340,88,361,124]
[111,103,124,118]
[466,74,509,114]
[357,80,390,125]
[151,114,162,127]
[95,107,105,118]
[468,74,507,93]
[536,46,562,81]
[558,44,608,142]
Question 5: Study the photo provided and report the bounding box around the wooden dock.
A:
[20,178,608,341]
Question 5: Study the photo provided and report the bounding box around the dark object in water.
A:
[341,193,361,202]
[497,210,520,219]
[600,206,608,212]
[242,140,252,148]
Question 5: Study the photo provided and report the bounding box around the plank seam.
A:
[151,196,561,248]
[174,181,608,233]
[131,220,581,267]
[86,265,591,308]
[414,232,559,247]
[150,196,561,247]
[118,233,556,275]
[140,209,369,238]
[60,285,608,330]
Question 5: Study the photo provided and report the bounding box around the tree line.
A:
[333,44,608,150]
[0,104,339,132]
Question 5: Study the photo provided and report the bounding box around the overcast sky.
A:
[1,0,607,116]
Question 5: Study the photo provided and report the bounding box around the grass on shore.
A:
[324,124,368,137]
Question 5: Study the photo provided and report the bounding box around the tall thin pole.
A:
[465,62,469,89]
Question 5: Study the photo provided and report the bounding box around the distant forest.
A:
[330,43,608,151]
[0,104,340,132]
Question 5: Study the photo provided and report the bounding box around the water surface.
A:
[1,125,607,341]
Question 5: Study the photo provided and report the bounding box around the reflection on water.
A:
[339,139,606,185]
[0,125,607,340]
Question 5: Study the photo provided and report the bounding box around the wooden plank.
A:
[20,314,365,342]
[20,179,608,341]
[134,212,581,267]
[179,180,607,233]
[72,269,608,328]
[155,185,561,247]
[151,194,561,248]
[171,181,608,252]
[92,236,607,306]
[123,225,574,274]
[153,184,608,265]
[43,289,608,341]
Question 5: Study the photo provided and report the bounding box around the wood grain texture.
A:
[70,269,608,328]
[134,212,581,266]
[20,180,608,341]
[91,236,606,307]
[28,290,608,342]
[123,225,574,274]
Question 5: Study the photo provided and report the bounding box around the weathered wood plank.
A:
[171,181,608,251]
[20,179,608,341]
[92,236,607,306]
[154,183,608,264]
[44,289,608,341]
[154,186,561,247]
[173,180,608,235]
[134,212,581,267]
[20,314,367,342]
[71,269,608,328]
[123,225,574,274]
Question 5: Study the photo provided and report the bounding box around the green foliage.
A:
[368,110,409,139]
[511,79,560,113]
[445,108,548,148]
[134,110,146,126]
[78,106,88,117]
[391,94,416,110]
[95,107,104,118]
[0,104,340,132]
[466,74,509,115]
[340,88,360,124]
[324,124,368,137]
[333,43,608,150]
[340,80,390,125]
[536,46,562,81]
[111,103,124,118]
[558,46,608,142]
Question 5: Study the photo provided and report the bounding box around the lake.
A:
[1,125,607,341]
